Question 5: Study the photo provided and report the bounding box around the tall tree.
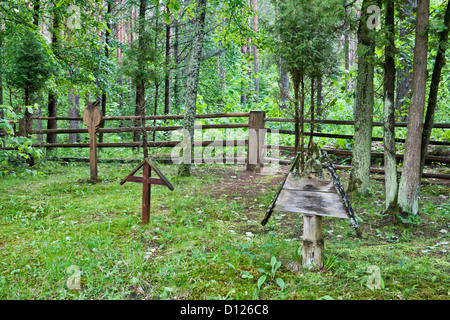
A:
[47,7,59,146]
[178,0,207,176]
[164,6,172,116]
[397,0,430,215]
[395,0,417,121]
[348,0,378,196]
[99,0,113,145]
[252,0,259,101]
[134,0,147,144]
[383,0,398,210]
[420,0,450,176]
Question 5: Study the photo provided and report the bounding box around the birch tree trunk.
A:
[178,0,207,176]
[68,88,80,144]
[397,0,430,216]
[383,0,398,210]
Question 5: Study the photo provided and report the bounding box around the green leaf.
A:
[169,0,181,12]
[55,0,67,8]
[162,12,171,25]
[276,278,285,290]
[27,107,33,115]
[257,275,266,290]
[270,256,277,268]
[380,275,385,290]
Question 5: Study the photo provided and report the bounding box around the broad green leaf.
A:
[163,12,171,25]
[276,278,285,290]
[257,275,266,290]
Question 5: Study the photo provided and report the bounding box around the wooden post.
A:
[82,101,102,183]
[142,161,151,224]
[302,215,324,270]
[120,159,174,225]
[247,110,266,171]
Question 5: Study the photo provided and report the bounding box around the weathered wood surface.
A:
[82,101,102,183]
[142,161,151,224]
[261,152,302,226]
[273,188,349,219]
[302,215,324,270]
[283,173,335,193]
[247,110,266,171]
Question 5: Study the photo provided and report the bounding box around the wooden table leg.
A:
[142,161,151,224]
[302,215,324,270]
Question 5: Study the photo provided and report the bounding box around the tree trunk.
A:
[309,77,315,156]
[316,75,323,132]
[420,0,450,177]
[173,18,180,113]
[275,0,289,111]
[252,0,259,102]
[397,0,430,216]
[99,0,112,145]
[134,0,147,144]
[348,0,376,196]
[344,30,351,92]
[292,72,300,156]
[240,45,247,104]
[178,0,207,176]
[34,0,43,142]
[383,0,398,210]
[280,59,289,110]
[164,7,172,116]
[152,81,159,142]
[300,73,305,172]
[47,8,59,146]
[68,73,80,144]
[395,0,417,122]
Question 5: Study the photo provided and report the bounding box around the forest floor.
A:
[0,159,449,300]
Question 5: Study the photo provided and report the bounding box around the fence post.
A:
[247,110,266,171]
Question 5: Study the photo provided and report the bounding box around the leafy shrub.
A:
[0,105,43,176]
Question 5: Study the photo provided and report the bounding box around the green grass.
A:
[0,160,449,300]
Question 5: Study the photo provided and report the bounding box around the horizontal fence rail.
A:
[264,118,450,129]
[1,110,448,179]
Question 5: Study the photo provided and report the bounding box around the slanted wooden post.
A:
[247,110,266,171]
[302,215,324,270]
[82,101,102,183]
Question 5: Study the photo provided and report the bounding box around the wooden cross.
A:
[82,101,102,183]
[120,159,174,224]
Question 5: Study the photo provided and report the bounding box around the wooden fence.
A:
[1,110,449,179]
